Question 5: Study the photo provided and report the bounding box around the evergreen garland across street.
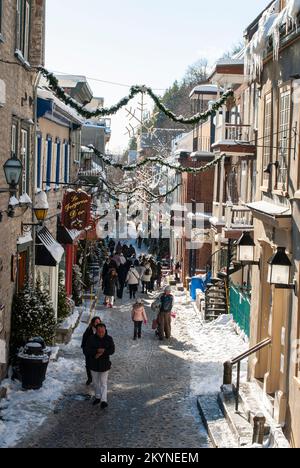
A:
[90,146,225,175]
[38,67,234,125]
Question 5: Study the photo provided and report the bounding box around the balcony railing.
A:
[215,124,253,143]
[225,205,253,229]
[211,203,253,233]
[79,152,106,179]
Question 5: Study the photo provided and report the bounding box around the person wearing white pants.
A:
[91,370,109,403]
[86,323,115,409]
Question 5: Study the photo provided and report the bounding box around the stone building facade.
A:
[0,0,46,380]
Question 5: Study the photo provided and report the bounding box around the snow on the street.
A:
[0,307,88,448]
[0,288,248,448]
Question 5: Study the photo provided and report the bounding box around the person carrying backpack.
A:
[157,286,174,341]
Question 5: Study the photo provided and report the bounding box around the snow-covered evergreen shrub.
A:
[57,270,72,324]
[10,282,56,356]
[72,264,83,306]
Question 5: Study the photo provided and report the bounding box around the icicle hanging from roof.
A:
[245,0,300,81]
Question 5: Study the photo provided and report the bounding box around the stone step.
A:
[206,299,226,304]
[206,307,227,313]
[206,284,225,289]
[218,386,254,447]
[197,394,238,448]
[239,382,290,448]
[206,292,226,298]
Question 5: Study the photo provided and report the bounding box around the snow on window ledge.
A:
[14,49,30,69]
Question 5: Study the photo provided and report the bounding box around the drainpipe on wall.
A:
[31,70,42,285]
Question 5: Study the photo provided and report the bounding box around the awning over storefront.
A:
[57,224,82,245]
[36,227,64,267]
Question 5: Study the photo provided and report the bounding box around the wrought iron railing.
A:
[224,338,272,413]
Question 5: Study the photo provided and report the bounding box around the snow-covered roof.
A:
[17,233,33,245]
[215,58,244,66]
[189,84,219,98]
[246,201,291,217]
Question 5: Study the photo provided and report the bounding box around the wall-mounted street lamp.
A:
[267,247,295,290]
[0,153,23,195]
[236,232,260,265]
[22,191,49,231]
[33,206,48,223]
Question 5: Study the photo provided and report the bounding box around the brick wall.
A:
[178,154,214,282]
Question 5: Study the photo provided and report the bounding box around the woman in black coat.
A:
[81,316,102,385]
[103,269,119,308]
[86,323,115,408]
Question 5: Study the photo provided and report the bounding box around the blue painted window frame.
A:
[36,135,42,189]
[55,139,61,188]
[46,137,52,190]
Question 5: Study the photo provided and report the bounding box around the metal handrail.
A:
[224,337,272,413]
[231,338,271,365]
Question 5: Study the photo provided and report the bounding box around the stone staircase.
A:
[205,278,227,320]
[197,383,290,449]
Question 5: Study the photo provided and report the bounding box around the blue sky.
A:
[45,0,269,151]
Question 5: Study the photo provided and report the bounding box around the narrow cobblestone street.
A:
[17,290,213,448]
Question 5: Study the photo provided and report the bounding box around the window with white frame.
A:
[16,0,31,62]
[277,89,291,191]
[11,121,18,156]
[64,141,70,183]
[20,128,29,193]
[262,94,272,186]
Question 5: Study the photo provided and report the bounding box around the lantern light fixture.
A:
[267,247,295,289]
[0,153,23,195]
[236,232,260,265]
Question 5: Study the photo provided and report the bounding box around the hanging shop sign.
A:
[191,228,212,244]
[61,190,91,230]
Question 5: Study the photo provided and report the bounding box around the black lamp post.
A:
[0,153,23,195]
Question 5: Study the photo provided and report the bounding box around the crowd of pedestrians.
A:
[81,238,174,409]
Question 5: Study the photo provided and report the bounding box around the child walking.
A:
[131,299,148,340]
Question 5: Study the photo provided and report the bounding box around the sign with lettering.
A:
[61,190,91,230]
